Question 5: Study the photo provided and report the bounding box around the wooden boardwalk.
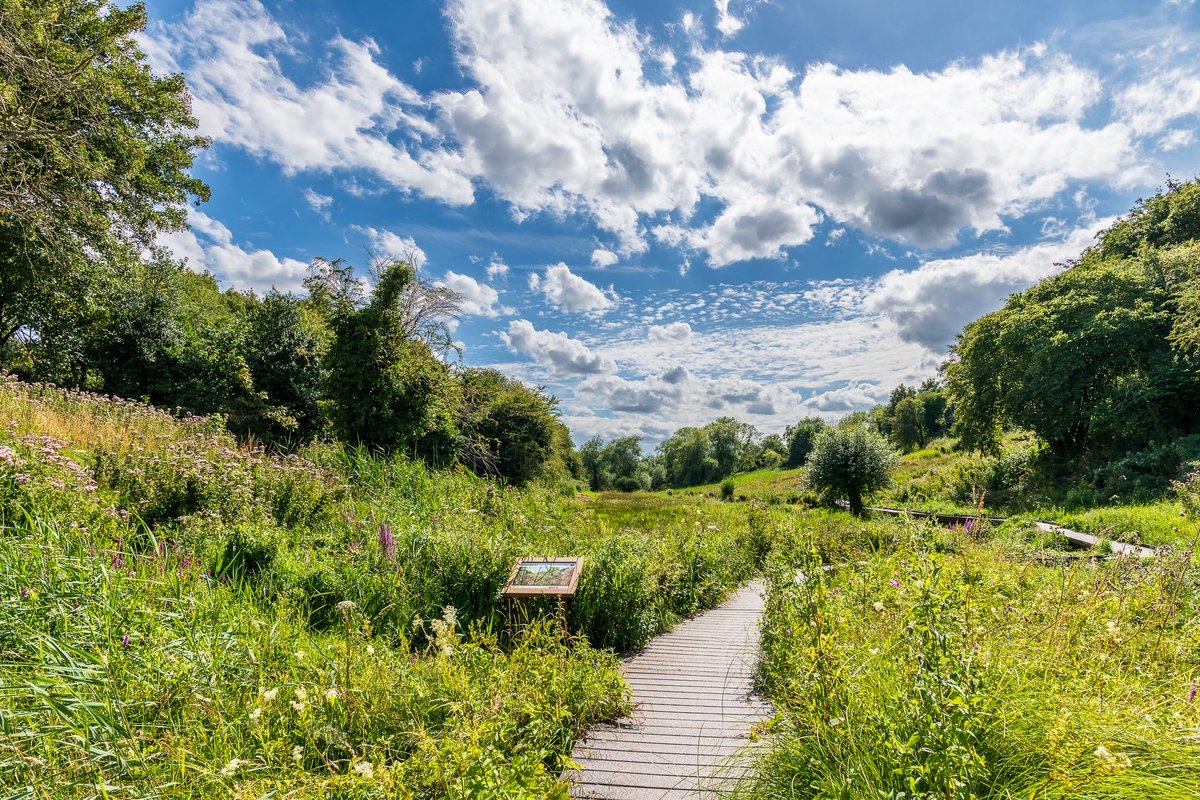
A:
[567,582,769,799]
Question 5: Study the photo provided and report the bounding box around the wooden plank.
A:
[566,582,769,799]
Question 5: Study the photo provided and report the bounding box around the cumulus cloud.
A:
[591,248,619,268]
[501,319,617,375]
[648,321,694,340]
[436,271,510,317]
[536,263,617,313]
[801,383,889,414]
[354,226,427,267]
[157,208,309,293]
[143,0,472,203]
[485,259,509,280]
[155,0,1154,264]
[865,218,1116,351]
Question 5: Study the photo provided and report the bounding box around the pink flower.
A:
[888,578,900,588]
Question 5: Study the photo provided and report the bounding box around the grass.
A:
[737,514,1200,800]
[0,376,776,798]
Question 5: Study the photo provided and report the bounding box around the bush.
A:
[720,478,736,501]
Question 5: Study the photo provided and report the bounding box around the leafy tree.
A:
[657,427,716,488]
[785,417,827,467]
[244,292,327,445]
[579,436,609,491]
[707,417,758,476]
[459,368,563,485]
[0,0,208,357]
[892,395,926,452]
[325,261,461,459]
[805,425,897,515]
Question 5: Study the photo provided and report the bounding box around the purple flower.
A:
[19,586,30,599]
[378,522,396,561]
[122,633,130,647]
[1189,683,1197,702]
[888,578,900,588]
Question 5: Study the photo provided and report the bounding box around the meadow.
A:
[0,376,772,798]
[4,374,1200,799]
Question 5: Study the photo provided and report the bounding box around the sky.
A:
[139,0,1200,446]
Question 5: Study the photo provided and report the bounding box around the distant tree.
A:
[579,436,609,491]
[706,417,758,476]
[892,395,926,451]
[0,0,209,360]
[805,425,897,515]
[325,261,461,459]
[785,417,827,467]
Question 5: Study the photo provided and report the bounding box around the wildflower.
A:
[294,651,306,661]
[19,586,31,599]
[872,601,885,612]
[1094,744,1131,774]
[353,760,375,779]
[1188,683,1197,702]
[294,687,307,702]
[122,633,130,647]
[378,522,396,561]
[365,645,375,656]
[262,687,279,702]
[219,758,247,777]
[292,745,304,763]
[290,700,307,714]
[324,688,338,702]
[888,578,900,588]
[249,707,262,721]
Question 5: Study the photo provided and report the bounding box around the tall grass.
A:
[738,513,1200,800]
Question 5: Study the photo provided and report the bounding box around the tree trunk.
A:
[848,487,864,516]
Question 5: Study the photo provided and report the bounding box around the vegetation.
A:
[805,425,897,515]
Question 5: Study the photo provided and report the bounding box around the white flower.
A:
[262,688,279,702]
[249,707,262,721]
[294,651,306,661]
[219,758,247,777]
[324,688,338,702]
[292,745,304,763]
[365,645,375,656]
[872,601,885,612]
[293,687,307,702]
[290,700,307,714]
[353,760,374,779]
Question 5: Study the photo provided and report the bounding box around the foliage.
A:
[785,417,827,467]
[0,0,209,358]
[580,435,648,491]
[740,514,1200,800]
[325,261,461,460]
[805,425,897,514]
[458,368,568,486]
[945,180,1200,460]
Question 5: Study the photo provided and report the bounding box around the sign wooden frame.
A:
[502,556,584,597]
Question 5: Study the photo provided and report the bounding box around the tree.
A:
[0,0,209,357]
[805,425,897,515]
[892,395,926,452]
[707,417,758,476]
[785,417,827,467]
[459,368,563,485]
[244,292,327,445]
[325,261,461,459]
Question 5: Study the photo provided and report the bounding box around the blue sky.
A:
[140,0,1200,445]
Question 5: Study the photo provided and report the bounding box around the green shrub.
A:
[719,478,736,501]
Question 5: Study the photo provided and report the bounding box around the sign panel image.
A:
[502,556,583,596]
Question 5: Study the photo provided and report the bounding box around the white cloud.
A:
[486,259,509,280]
[536,263,617,313]
[144,0,472,203]
[302,188,333,220]
[648,321,694,340]
[436,271,511,317]
[865,218,1116,351]
[714,0,745,36]
[1116,67,1200,139]
[500,319,617,375]
[157,208,310,293]
[591,248,619,268]
[353,226,427,268]
[155,0,1154,265]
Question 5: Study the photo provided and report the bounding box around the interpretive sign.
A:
[502,556,583,597]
